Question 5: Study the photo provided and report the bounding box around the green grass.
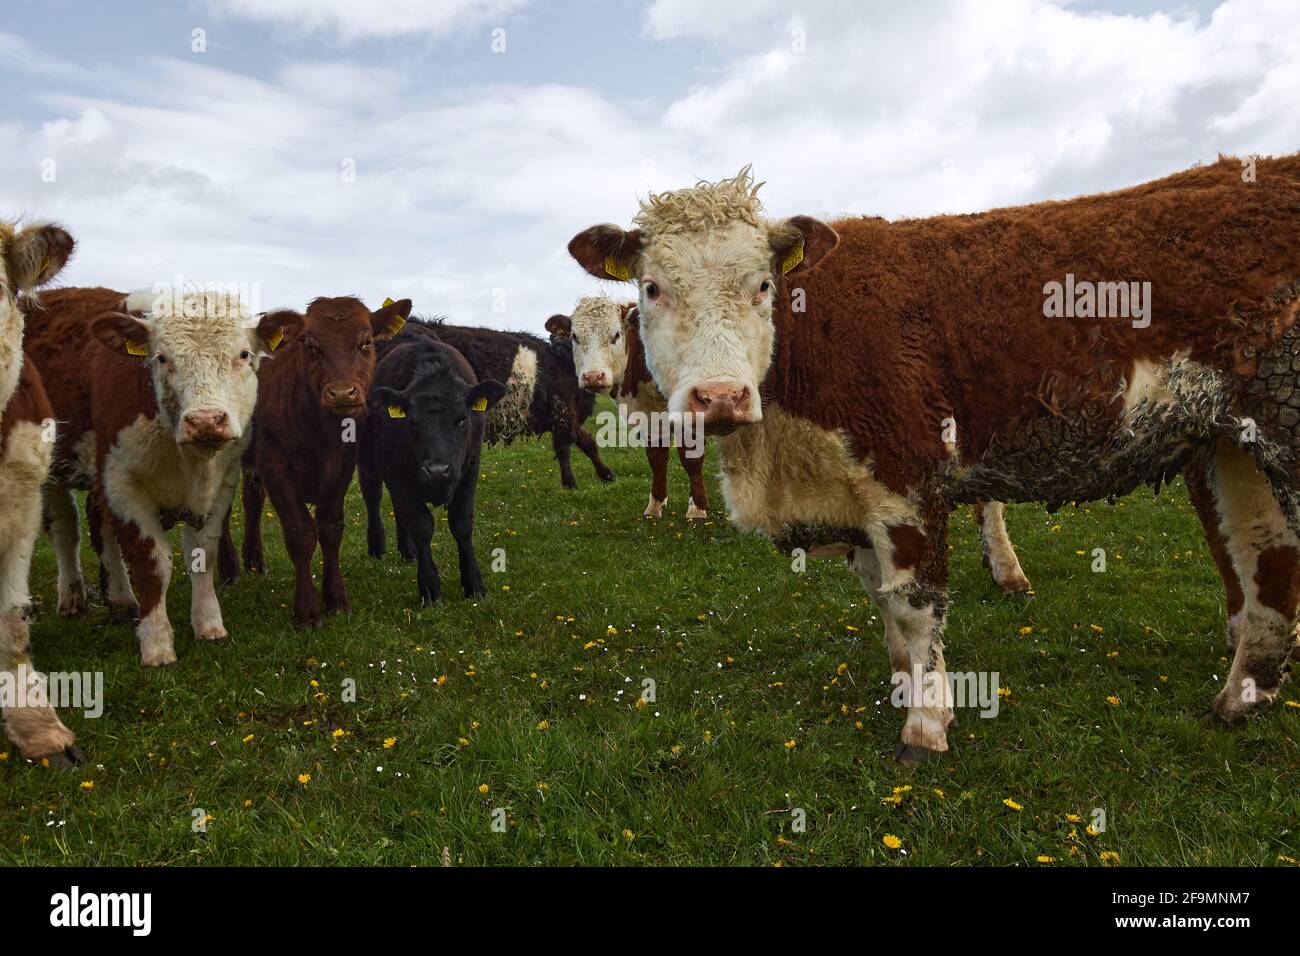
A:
[4,399,1299,866]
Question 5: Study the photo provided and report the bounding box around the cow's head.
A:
[90,287,303,451]
[546,296,634,394]
[370,342,506,503]
[568,167,837,432]
[289,296,411,417]
[0,219,75,307]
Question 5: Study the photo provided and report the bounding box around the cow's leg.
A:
[240,468,267,574]
[110,507,175,666]
[261,471,321,629]
[1205,441,1298,724]
[643,444,670,519]
[552,425,578,489]
[972,501,1030,594]
[317,509,350,616]
[45,485,88,616]
[574,426,614,482]
[0,453,79,763]
[96,509,137,624]
[360,458,386,559]
[216,511,239,585]
[677,443,709,520]
[1185,458,1247,652]
[392,487,440,605]
[448,462,486,599]
[182,522,226,641]
[854,515,954,761]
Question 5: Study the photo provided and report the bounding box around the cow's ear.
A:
[6,223,75,293]
[568,225,641,282]
[256,309,304,355]
[372,297,412,339]
[544,314,571,339]
[768,215,838,277]
[90,312,151,359]
[370,386,409,419]
[621,304,640,331]
[467,379,507,413]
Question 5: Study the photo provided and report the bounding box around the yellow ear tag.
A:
[126,339,148,357]
[267,329,284,352]
[387,313,406,335]
[387,404,406,419]
[604,255,630,281]
[382,297,395,308]
[780,242,805,276]
[471,397,488,412]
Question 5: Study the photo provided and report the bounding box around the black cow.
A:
[394,315,614,488]
[359,336,505,604]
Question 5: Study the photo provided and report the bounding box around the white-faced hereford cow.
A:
[547,296,710,520]
[0,219,80,765]
[547,293,1032,586]
[25,286,300,666]
[572,157,1300,760]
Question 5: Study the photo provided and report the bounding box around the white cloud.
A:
[205,0,528,42]
[3,1,1299,335]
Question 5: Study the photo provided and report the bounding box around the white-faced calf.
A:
[25,286,300,666]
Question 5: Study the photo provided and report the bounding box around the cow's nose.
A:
[581,371,608,390]
[324,382,362,406]
[687,381,756,427]
[420,462,453,480]
[181,409,231,443]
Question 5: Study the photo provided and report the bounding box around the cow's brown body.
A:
[572,154,1300,759]
[234,297,410,627]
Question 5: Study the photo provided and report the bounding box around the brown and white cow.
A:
[547,296,710,520]
[0,219,80,765]
[571,157,1300,760]
[25,285,300,666]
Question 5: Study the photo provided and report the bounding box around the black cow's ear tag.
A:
[387,404,406,419]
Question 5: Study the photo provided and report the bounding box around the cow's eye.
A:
[239,349,252,361]
[456,417,467,430]
[156,354,168,366]
[643,281,660,301]
[359,340,373,352]
[571,335,580,346]
[612,331,621,343]
[760,280,772,294]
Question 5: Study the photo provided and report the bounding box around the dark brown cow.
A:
[234,296,411,628]
[25,286,299,666]
[571,155,1300,760]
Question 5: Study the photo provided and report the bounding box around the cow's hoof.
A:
[58,585,88,617]
[140,646,178,667]
[194,623,227,642]
[598,469,615,483]
[997,574,1032,594]
[893,741,942,764]
[242,559,266,575]
[45,745,86,769]
[685,504,708,521]
[107,602,140,625]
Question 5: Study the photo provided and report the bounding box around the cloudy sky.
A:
[3,0,1298,329]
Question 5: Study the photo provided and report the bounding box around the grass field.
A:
[4,399,1299,867]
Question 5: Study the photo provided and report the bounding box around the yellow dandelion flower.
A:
[458,737,470,746]
[1065,813,1083,823]
[1106,695,1120,706]
[1036,855,1055,863]
[1003,798,1023,811]
[242,734,254,744]
[1018,626,1033,635]
[383,738,397,749]
[623,829,635,840]
[784,739,797,749]
[1100,851,1120,865]
[536,720,550,730]
[478,784,489,794]
[882,834,902,850]
[79,780,94,790]
[332,728,346,739]
[1089,624,1104,633]
[298,774,311,784]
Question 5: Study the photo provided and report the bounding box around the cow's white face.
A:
[565,296,629,393]
[91,290,301,451]
[568,169,837,433]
